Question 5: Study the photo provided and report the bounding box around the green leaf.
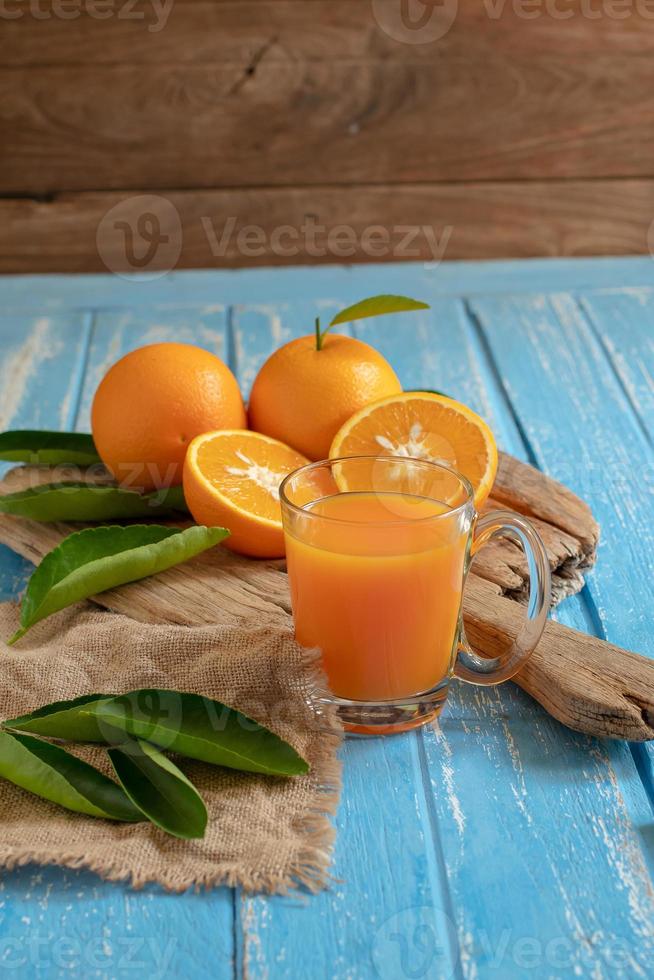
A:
[329,294,430,327]
[0,482,188,523]
[108,737,208,839]
[0,431,100,466]
[3,693,113,742]
[0,729,143,821]
[88,689,309,777]
[9,523,229,644]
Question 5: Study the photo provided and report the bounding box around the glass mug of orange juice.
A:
[280,455,551,735]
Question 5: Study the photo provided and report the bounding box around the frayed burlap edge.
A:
[0,620,343,895]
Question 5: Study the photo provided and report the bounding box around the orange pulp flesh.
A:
[284,491,469,702]
[329,392,498,510]
[192,431,306,522]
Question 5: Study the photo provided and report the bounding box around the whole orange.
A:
[91,342,246,491]
[248,333,402,460]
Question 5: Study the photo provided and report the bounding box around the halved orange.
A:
[183,430,309,558]
[329,392,498,509]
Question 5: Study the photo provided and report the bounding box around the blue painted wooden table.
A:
[0,258,652,979]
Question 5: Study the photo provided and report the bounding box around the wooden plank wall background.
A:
[2,0,654,273]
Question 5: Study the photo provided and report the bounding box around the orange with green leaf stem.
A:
[247,295,429,460]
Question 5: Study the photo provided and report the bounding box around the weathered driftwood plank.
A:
[479,451,599,603]
[464,575,654,742]
[8,1,654,70]
[491,452,599,554]
[0,508,650,741]
[0,456,649,741]
[0,453,599,606]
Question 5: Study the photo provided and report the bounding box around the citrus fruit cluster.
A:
[91,331,497,559]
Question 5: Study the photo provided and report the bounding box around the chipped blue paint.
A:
[0,257,653,313]
[0,261,652,979]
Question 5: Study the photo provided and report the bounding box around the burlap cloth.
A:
[0,602,342,894]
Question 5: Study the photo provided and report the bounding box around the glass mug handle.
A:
[455,511,552,685]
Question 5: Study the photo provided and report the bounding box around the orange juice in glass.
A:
[280,456,550,735]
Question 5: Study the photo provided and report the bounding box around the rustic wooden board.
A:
[0,446,600,604]
[3,179,654,275]
[4,5,654,277]
[5,56,654,196]
[579,289,654,440]
[5,2,654,275]
[2,450,652,741]
[0,274,653,978]
[7,0,654,69]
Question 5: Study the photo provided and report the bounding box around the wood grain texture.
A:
[349,293,654,978]
[0,311,236,979]
[483,451,599,601]
[491,452,599,554]
[469,291,654,658]
[229,292,654,976]
[70,303,597,608]
[0,429,643,742]
[0,445,600,605]
[579,288,654,442]
[1,499,650,740]
[0,275,653,978]
[7,0,654,69]
[1,258,653,313]
[5,1,654,272]
[468,287,654,854]
[3,180,654,274]
[3,55,654,196]
[465,575,654,741]
[72,303,472,980]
